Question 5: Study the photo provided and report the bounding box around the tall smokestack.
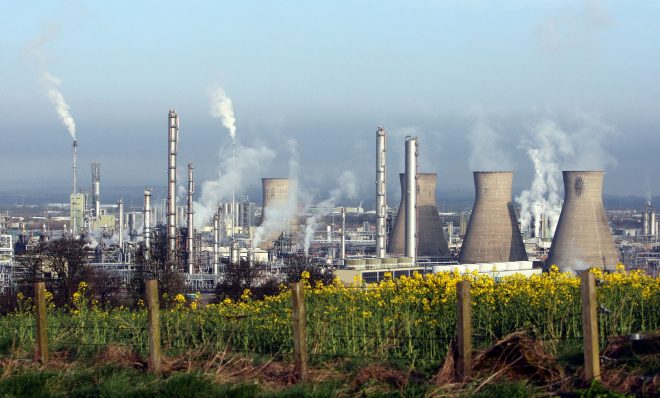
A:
[117,199,124,254]
[389,173,450,256]
[91,162,101,219]
[376,127,387,258]
[642,203,649,236]
[143,189,152,251]
[72,140,78,235]
[187,163,194,274]
[341,206,346,262]
[167,110,179,255]
[213,213,219,275]
[546,171,618,271]
[459,172,528,263]
[404,136,418,263]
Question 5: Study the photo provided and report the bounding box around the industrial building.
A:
[5,107,652,296]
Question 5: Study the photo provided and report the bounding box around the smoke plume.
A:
[209,85,237,140]
[252,140,300,248]
[516,114,617,238]
[467,114,513,171]
[194,144,275,228]
[26,24,77,141]
[515,120,573,238]
[303,171,357,254]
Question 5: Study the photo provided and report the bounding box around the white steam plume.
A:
[467,115,513,171]
[516,114,617,239]
[253,140,300,248]
[516,121,573,238]
[26,25,77,141]
[40,71,76,140]
[209,85,237,140]
[303,171,357,254]
[194,144,275,228]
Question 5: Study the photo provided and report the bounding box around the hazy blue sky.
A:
[1,1,659,202]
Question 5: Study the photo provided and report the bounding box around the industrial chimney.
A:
[546,171,618,272]
[117,199,124,256]
[71,140,78,235]
[213,212,220,275]
[91,162,101,219]
[375,127,387,258]
[167,110,179,255]
[459,172,527,263]
[143,189,152,250]
[405,137,417,263]
[389,173,450,257]
[187,163,194,274]
[341,206,346,262]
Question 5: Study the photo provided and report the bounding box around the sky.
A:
[1,0,660,205]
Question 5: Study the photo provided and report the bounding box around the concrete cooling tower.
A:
[546,171,618,272]
[389,173,449,257]
[459,172,527,263]
[260,178,290,226]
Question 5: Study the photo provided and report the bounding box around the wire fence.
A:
[1,275,658,375]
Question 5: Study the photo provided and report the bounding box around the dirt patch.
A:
[472,331,566,386]
[94,344,144,370]
[349,363,410,394]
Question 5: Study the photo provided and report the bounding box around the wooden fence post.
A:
[291,281,308,382]
[34,281,48,365]
[581,271,600,381]
[456,280,472,381]
[145,279,161,375]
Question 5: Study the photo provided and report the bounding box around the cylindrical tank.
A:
[546,171,619,272]
[389,173,450,257]
[397,257,413,267]
[230,240,240,265]
[382,258,398,267]
[365,258,382,269]
[459,172,528,263]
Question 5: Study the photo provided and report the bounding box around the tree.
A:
[13,237,92,306]
[128,229,185,307]
[214,259,280,302]
[283,254,335,286]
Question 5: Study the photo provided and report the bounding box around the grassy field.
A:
[0,266,658,396]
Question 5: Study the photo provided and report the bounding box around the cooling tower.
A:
[260,178,290,225]
[546,171,618,272]
[458,172,527,263]
[389,173,449,257]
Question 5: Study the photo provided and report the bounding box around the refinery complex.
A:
[1,111,658,293]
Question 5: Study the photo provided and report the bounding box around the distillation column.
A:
[167,110,179,254]
[341,206,346,262]
[143,189,152,251]
[376,127,387,258]
[213,213,220,275]
[404,137,418,263]
[117,199,124,255]
[92,162,101,219]
[187,163,195,274]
